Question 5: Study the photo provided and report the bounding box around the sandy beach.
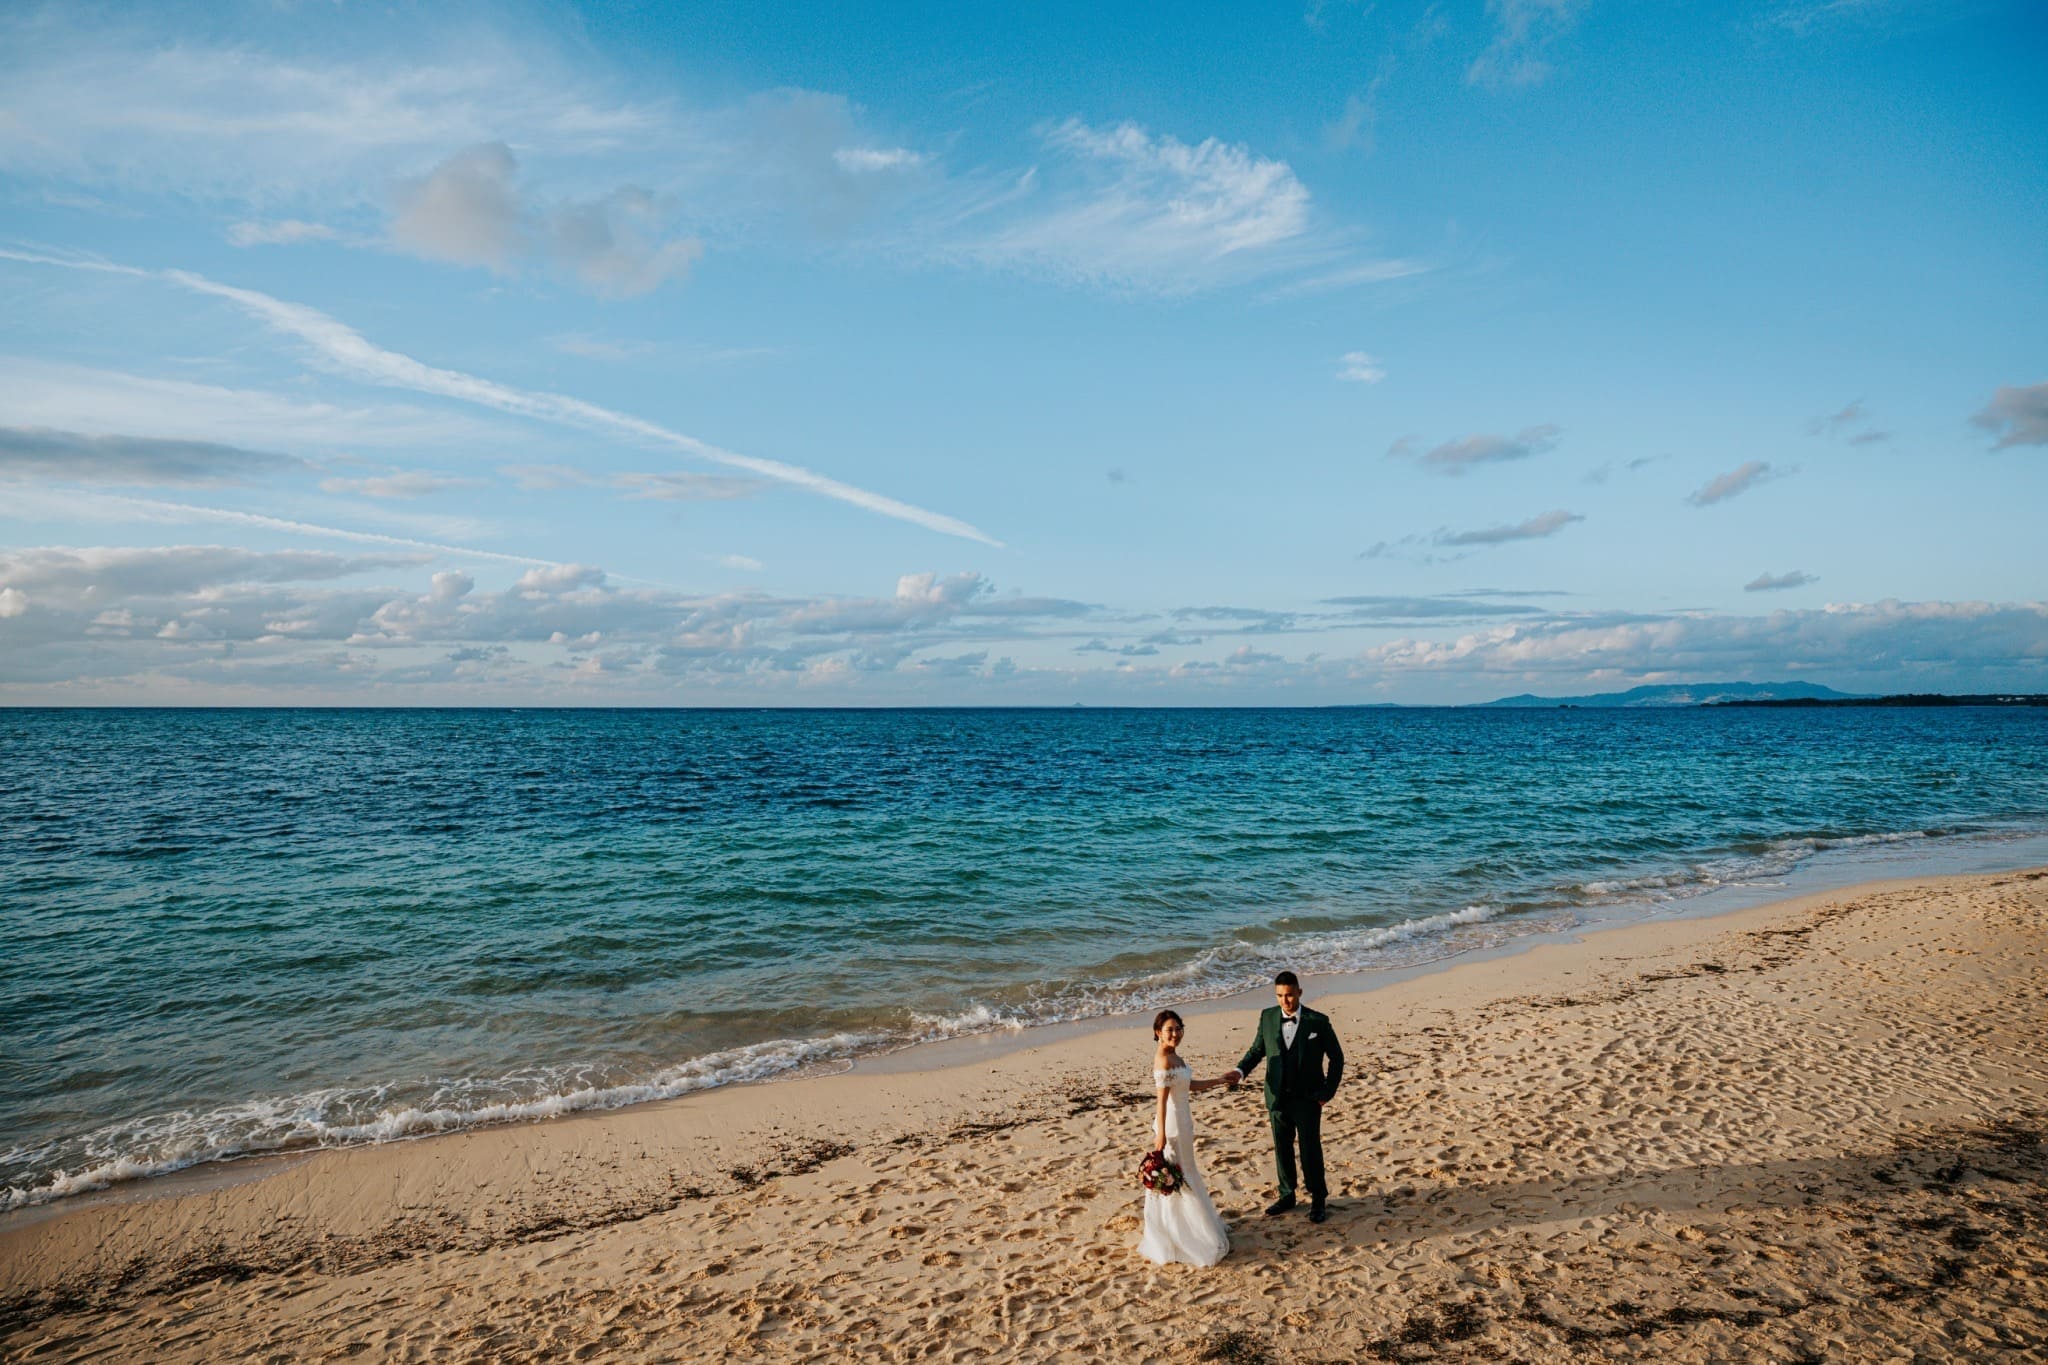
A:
[3,866,2044,1362]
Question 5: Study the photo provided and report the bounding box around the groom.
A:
[1225,971,1344,1224]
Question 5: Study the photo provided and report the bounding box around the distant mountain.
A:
[1476,681,1863,708]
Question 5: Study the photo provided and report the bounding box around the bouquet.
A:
[1139,1148,1184,1196]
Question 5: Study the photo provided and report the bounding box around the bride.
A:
[1136,1009,1233,1266]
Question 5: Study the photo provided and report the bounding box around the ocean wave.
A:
[1575,826,1943,902]
[1,1031,891,1213]
[0,905,1528,1213]
[3,819,2028,1214]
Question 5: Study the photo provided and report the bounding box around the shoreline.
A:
[5,863,2045,1359]
[19,822,2048,1224]
[9,824,2048,1230]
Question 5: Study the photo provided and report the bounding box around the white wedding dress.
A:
[1135,1063,1230,1266]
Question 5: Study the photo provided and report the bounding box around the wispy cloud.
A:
[1811,399,1865,433]
[1320,594,1549,622]
[1467,0,1587,89]
[227,219,342,247]
[317,470,484,500]
[1337,351,1386,384]
[1,246,999,544]
[1687,460,1780,506]
[1323,60,1394,155]
[834,146,924,173]
[1808,398,1889,445]
[0,26,665,196]
[0,356,499,452]
[1763,0,1909,34]
[1393,424,1561,476]
[1582,454,1666,484]
[963,119,1312,293]
[612,471,763,502]
[498,464,763,502]
[1972,381,2048,450]
[1745,569,1818,592]
[0,425,303,485]
[1439,508,1583,546]
[0,486,570,571]
[1257,257,1432,300]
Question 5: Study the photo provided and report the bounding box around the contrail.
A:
[0,244,1003,546]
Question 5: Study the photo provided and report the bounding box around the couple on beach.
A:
[1138,971,1344,1267]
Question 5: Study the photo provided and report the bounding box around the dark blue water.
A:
[3,706,2045,1209]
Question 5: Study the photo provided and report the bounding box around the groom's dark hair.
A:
[1274,970,1300,989]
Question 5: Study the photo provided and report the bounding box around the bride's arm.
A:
[1153,1048,1171,1150]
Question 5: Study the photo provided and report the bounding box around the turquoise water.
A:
[3,705,2045,1209]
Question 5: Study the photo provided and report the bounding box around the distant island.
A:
[1469,681,2047,708]
[1710,693,2048,708]
[1475,681,1860,708]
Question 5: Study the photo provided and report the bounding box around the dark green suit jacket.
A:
[1237,1005,1344,1115]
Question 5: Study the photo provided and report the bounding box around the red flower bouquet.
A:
[1139,1148,1184,1196]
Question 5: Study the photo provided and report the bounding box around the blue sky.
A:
[1,0,2043,703]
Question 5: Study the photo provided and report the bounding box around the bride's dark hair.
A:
[1152,1009,1184,1037]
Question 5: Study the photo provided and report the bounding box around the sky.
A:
[0,0,2043,705]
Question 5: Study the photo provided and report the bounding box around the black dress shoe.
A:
[1264,1195,1297,1216]
[1309,1201,1329,1224]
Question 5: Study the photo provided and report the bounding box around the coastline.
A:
[5,864,2044,1360]
[15,823,2047,1227]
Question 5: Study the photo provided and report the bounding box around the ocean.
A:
[4,705,2045,1211]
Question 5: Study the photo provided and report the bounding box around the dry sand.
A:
[3,867,2045,1362]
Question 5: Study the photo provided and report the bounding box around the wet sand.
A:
[3,867,2045,1362]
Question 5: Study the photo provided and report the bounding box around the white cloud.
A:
[1973,381,2048,450]
[1394,424,1561,475]
[966,119,1312,293]
[1468,0,1587,89]
[1439,509,1582,546]
[0,554,1106,697]
[516,564,607,595]
[1746,570,1817,592]
[0,22,1422,305]
[1687,460,1779,506]
[0,588,27,618]
[1338,351,1386,385]
[718,554,764,571]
